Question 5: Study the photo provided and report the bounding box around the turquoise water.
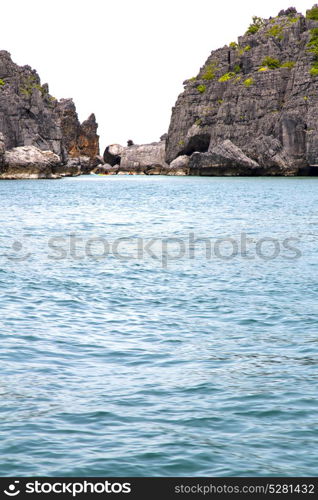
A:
[0,175,317,477]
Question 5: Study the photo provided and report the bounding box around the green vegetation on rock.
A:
[19,74,48,97]
[218,72,236,82]
[266,24,284,40]
[197,84,206,93]
[229,42,238,49]
[307,28,318,75]
[202,62,218,80]
[262,56,281,69]
[243,78,255,88]
[246,16,264,35]
[238,45,251,56]
[306,4,318,20]
[0,79,5,86]
[307,28,318,56]
[281,61,296,68]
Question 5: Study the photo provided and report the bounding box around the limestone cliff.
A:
[166,6,318,175]
[0,50,99,177]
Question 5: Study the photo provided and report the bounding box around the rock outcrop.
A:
[120,141,168,172]
[168,155,190,175]
[57,99,99,160]
[103,144,125,166]
[102,140,170,174]
[0,50,99,178]
[1,146,62,179]
[166,6,318,175]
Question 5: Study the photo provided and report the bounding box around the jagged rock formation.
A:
[166,6,318,175]
[0,50,99,178]
[57,99,99,159]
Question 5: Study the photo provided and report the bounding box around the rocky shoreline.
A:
[2,6,318,178]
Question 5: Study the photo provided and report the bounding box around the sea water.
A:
[0,175,317,476]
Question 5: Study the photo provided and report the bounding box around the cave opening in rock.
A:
[182,134,210,156]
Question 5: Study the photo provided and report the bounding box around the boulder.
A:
[209,140,259,169]
[189,140,258,176]
[103,144,125,166]
[92,164,118,175]
[167,155,190,175]
[1,145,62,179]
[119,140,168,173]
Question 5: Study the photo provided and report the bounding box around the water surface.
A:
[0,176,317,476]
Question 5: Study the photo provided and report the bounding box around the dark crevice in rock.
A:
[182,134,210,157]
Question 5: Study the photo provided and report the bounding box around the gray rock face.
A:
[1,146,61,179]
[166,9,318,175]
[0,133,5,166]
[0,50,99,176]
[120,141,168,171]
[189,140,258,175]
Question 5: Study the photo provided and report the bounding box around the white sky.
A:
[0,0,312,152]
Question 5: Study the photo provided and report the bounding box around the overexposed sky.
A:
[0,0,312,151]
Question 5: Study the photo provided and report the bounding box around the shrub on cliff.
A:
[306,5,318,20]
[218,72,236,82]
[307,28,318,75]
[246,16,264,35]
[243,78,255,88]
[196,85,206,93]
[262,56,281,69]
[266,24,284,39]
[202,62,218,80]
[307,28,318,56]
[238,45,251,56]
[281,61,296,68]
[0,79,5,87]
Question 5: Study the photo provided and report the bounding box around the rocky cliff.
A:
[0,50,99,178]
[166,6,318,176]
